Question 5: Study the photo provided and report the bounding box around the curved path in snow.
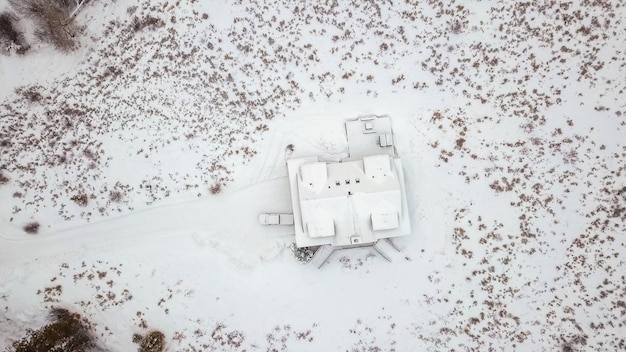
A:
[0,177,295,267]
[0,117,303,267]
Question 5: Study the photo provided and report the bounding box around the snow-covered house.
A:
[287,116,411,249]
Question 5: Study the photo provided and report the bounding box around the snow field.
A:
[1,0,625,351]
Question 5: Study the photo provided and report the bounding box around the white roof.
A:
[344,116,395,161]
[363,154,392,182]
[303,206,335,238]
[287,154,411,247]
[300,162,328,193]
[371,211,399,231]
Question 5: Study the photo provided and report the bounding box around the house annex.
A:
[287,116,411,248]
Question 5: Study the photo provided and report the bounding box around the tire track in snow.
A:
[0,177,294,267]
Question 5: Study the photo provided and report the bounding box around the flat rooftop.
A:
[343,115,395,161]
[288,156,411,248]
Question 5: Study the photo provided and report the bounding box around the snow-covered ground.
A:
[1,0,625,351]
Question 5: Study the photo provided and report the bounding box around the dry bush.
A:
[135,330,166,352]
[209,183,221,195]
[210,323,245,348]
[9,0,82,51]
[22,89,43,102]
[0,10,29,54]
[0,171,9,184]
[11,307,97,352]
[71,192,89,206]
[448,19,464,34]
[109,190,123,203]
[289,243,316,264]
[15,86,44,102]
[23,221,40,234]
[130,15,165,32]
[132,333,143,344]
[126,6,138,15]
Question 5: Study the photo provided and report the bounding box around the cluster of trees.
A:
[11,307,98,352]
[133,331,167,352]
[0,0,89,54]
[0,11,28,54]
[10,307,167,352]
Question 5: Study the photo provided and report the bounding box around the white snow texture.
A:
[0,0,625,351]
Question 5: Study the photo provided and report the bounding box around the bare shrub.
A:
[209,183,221,195]
[127,6,138,15]
[0,171,9,184]
[210,323,245,348]
[135,330,166,352]
[16,86,43,102]
[109,190,123,203]
[71,192,89,206]
[448,19,465,34]
[563,149,579,165]
[130,15,165,32]
[226,330,244,347]
[23,222,40,234]
[0,11,29,54]
[289,243,316,264]
[559,334,587,352]
[11,307,97,352]
[23,89,43,102]
[132,333,143,344]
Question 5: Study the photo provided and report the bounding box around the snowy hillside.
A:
[1,0,625,351]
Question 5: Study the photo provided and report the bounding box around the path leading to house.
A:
[0,177,295,267]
